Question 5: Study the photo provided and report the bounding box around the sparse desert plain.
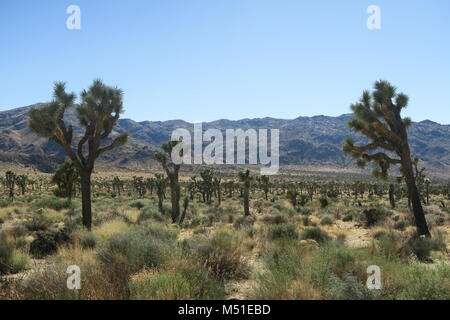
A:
[0,168,449,300]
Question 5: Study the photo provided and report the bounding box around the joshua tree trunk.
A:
[80,173,92,230]
[170,182,180,223]
[243,185,250,216]
[389,184,395,209]
[403,158,430,237]
[158,193,163,212]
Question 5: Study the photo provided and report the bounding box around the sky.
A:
[0,0,449,123]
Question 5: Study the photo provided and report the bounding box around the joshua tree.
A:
[155,141,182,223]
[213,176,222,205]
[199,169,215,203]
[52,160,79,200]
[238,169,254,216]
[15,174,28,195]
[5,171,16,201]
[112,176,123,196]
[306,182,316,202]
[153,173,167,212]
[343,80,430,236]
[260,175,270,200]
[179,196,190,225]
[132,176,146,197]
[389,183,396,209]
[28,80,129,230]
[287,188,299,207]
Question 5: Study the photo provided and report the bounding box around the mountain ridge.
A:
[0,104,449,179]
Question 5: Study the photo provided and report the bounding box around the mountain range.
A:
[0,104,449,179]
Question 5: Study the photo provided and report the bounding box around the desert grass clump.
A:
[23,211,53,231]
[320,214,334,226]
[325,272,375,300]
[395,263,450,300]
[393,219,409,231]
[196,230,249,281]
[129,263,225,300]
[375,231,403,258]
[270,223,298,240]
[362,205,390,227]
[342,213,353,222]
[300,227,331,245]
[19,260,130,300]
[0,199,12,208]
[128,199,146,210]
[78,231,99,249]
[97,226,174,277]
[33,197,72,211]
[402,231,445,262]
[262,214,288,225]
[137,205,167,224]
[93,219,129,240]
[0,232,30,275]
[299,208,312,216]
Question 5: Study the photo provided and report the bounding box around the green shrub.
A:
[0,232,14,274]
[398,263,450,300]
[363,206,390,227]
[33,198,72,211]
[196,231,249,281]
[302,216,310,226]
[137,205,167,223]
[79,232,98,249]
[0,232,30,274]
[320,214,334,225]
[325,272,375,300]
[97,226,174,276]
[377,231,403,258]
[130,266,225,300]
[0,199,11,208]
[23,213,53,231]
[300,227,331,245]
[29,229,72,258]
[342,213,353,222]
[403,233,444,262]
[262,214,288,225]
[270,224,298,240]
[299,208,312,216]
[393,219,409,231]
[319,196,328,208]
[129,200,146,210]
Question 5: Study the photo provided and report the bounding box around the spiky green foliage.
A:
[5,171,16,201]
[28,80,129,230]
[52,160,79,200]
[342,80,430,236]
[153,173,167,212]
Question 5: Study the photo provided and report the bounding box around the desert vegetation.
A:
[0,80,448,300]
[0,167,448,300]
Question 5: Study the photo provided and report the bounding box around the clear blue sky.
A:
[0,0,449,123]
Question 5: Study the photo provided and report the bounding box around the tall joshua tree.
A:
[342,80,430,237]
[153,173,167,212]
[5,171,16,201]
[155,141,182,223]
[28,80,129,230]
[260,175,270,200]
[238,169,254,216]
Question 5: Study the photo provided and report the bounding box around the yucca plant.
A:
[28,80,129,230]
